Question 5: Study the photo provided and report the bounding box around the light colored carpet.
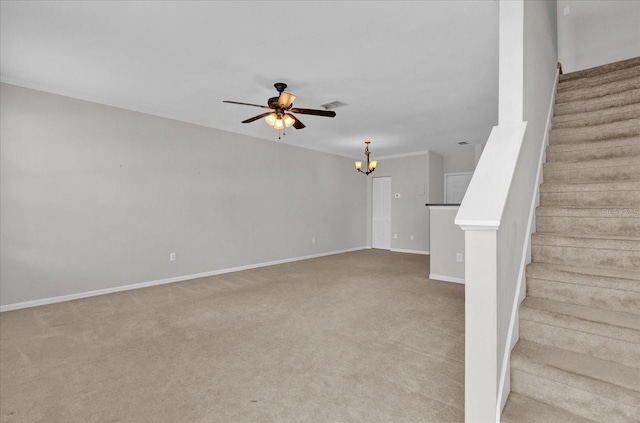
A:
[0,249,465,423]
[502,56,640,422]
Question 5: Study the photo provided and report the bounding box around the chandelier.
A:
[355,141,377,175]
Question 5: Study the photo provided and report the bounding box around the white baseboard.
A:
[0,246,368,312]
[390,248,429,255]
[429,273,465,284]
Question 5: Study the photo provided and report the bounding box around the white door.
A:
[372,177,391,250]
[445,172,473,204]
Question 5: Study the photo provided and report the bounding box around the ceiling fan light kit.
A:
[355,141,377,175]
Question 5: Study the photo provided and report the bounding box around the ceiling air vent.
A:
[320,100,347,110]
[458,141,469,145]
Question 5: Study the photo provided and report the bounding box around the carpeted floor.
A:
[0,249,465,423]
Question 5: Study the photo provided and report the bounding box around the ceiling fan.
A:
[223,82,336,131]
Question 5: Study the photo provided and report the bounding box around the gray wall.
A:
[557,0,640,72]
[428,152,444,204]
[365,154,430,253]
[0,83,367,307]
[443,151,476,175]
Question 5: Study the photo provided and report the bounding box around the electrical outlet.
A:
[456,253,463,262]
[170,252,176,261]
[410,235,414,241]
[394,233,398,239]
[563,6,570,15]
[312,237,316,244]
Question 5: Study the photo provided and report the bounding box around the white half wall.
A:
[0,83,367,307]
[428,206,464,283]
[456,0,557,421]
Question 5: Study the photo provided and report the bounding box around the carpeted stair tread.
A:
[559,56,640,83]
[540,190,640,208]
[510,367,640,423]
[549,118,640,144]
[558,63,640,93]
[535,206,640,236]
[531,233,640,271]
[547,135,640,153]
[540,180,639,192]
[501,393,598,423]
[556,75,640,104]
[526,276,640,315]
[544,154,640,170]
[531,232,640,246]
[545,140,640,163]
[526,262,640,283]
[543,164,640,184]
[521,297,640,334]
[512,340,640,394]
[535,206,640,219]
[531,235,640,272]
[535,214,640,238]
[552,102,640,129]
[526,262,640,314]
[554,88,640,117]
[511,342,640,422]
[519,299,640,369]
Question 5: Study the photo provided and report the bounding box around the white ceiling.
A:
[0,1,499,159]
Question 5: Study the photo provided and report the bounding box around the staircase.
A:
[501,57,640,422]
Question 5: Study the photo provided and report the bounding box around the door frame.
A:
[444,172,473,204]
[371,176,392,250]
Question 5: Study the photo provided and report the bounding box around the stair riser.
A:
[550,122,640,144]
[543,166,640,184]
[511,369,640,422]
[532,243,640,270]
[558,64,640,92]
[556,76,640,104]
[546,143,640,162]
[526,278,640,314]
[526,263,640,293]
[553,107,640,129]
[519,319,640,368]
[536,216,640,237]
[554,89,640,117]
[548,136,640,154]
[540,190,640,207]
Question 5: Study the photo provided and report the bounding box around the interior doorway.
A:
[372,176,391,250]
[444,172,473,204]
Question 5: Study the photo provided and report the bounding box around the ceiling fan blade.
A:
[241,112,273,123]
[289,114,306,129]
[223,100,272,109]
[289,107,336,117]
[278,92,296,109]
